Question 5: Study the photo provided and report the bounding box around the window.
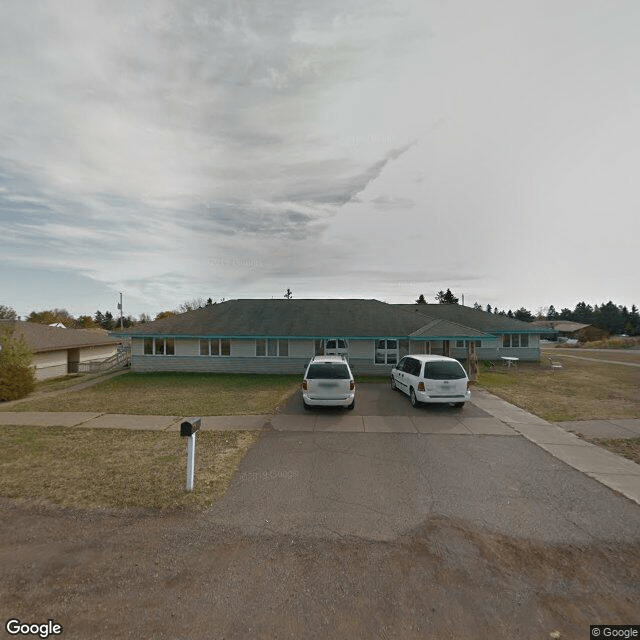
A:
[376,338,399,364]
[306,363,351,379]
[521,334,529,347]
[503,335,511,348]
[456,340,464,348]
[255,339,289,357]
[406,358,421,376]
[423,361,466,380]
[144,338,175,355]
[200,339,230,356]
[511,334,520,348]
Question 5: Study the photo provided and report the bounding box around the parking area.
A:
[272,382,510,433]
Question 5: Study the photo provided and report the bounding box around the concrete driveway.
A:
[273,382,517,434]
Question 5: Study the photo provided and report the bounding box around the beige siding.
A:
[231,339,255,357]
[132,338,145,356]
[349,339,374,358]
[289,339,314,358]
[178,339,200,356]
[79,344,117,363]
[33,351,68,380]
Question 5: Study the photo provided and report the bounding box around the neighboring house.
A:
[117,299,552,376]
[530,320,591,341]
[5,321,123,380]
[396,304,550,361]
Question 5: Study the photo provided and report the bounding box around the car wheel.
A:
[303,399,311,410]
[410,388,420,407]
[453,402,465,408]
[347,399,355,410]
[390,376,397,391]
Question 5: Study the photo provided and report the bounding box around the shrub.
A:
[0,324,36,402]
[0,362,36,401]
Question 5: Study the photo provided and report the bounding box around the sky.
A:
[1,0,639,320]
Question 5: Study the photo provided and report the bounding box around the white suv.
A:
[302,355,355,410]
[391,355,470,408]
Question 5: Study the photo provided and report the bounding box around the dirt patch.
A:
[1,500,638,640]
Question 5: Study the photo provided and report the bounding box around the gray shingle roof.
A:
[395,304,554,334]
[530,320,590,332]
[119,299,492,339]
[3,322,122,353]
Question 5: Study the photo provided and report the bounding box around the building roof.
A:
[395,304,554,334]
[530,320,591,333]
[3,321,122,353]
[118,299,493,340]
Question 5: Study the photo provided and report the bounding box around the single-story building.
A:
[117,299,553,376]
[530,320,591,342]
[396,304,550,361]
[2,321,123,380]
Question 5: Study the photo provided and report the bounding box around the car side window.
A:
[404,358,416,376]
[396,357,406,372]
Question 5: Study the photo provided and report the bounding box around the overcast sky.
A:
[1,0,639,319]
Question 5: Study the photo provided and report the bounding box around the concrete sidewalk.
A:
[1,392,639,506]
[470,388,640,506]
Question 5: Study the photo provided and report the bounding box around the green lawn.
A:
[3,372,301,415]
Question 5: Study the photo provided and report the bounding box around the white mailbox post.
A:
[180,418,202,492]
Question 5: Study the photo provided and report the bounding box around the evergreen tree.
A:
[514,307,534,322]
[416,294,427,304]
[435,288,459,304]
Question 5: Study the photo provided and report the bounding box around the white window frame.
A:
[199,339,231,356]
[255,339,289,357]
[144,337,175,355]
[375,338,399,365]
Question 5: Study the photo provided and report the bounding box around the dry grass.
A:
[544,348,640,365]
[477,358,640,422]
[3,372,301,415]
[0,425,260,510]
[590,438,640,465]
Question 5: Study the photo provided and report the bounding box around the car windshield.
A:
[423,361,466,380]
[306,363,351,379]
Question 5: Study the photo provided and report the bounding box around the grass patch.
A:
[477,359,640,422]
[590,437,640,466]
[580,337,640,349]
[544,348,640,365]
[3,372,301,415]
[0,425,260,510]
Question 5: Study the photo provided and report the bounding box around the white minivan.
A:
[391,355,470,408]
[302,355,355,409]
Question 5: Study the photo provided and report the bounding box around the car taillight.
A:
[350,380,355,390]
[418,381,425,391]
[302,380,308,390]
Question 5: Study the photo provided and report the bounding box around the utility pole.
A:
[118,292,123,329]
